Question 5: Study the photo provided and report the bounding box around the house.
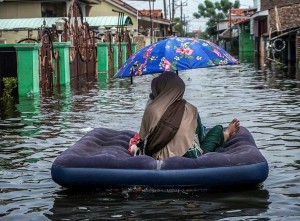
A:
[236,19,254,62]
[0,0,172,44]
[251,0,300,66]
[137,9,171,44]
[217,19,237,51]
[250,3,268,65]
[191,29,202,38]
[216,19,229,44]
[217,8,255,56]
[218,24,239,53]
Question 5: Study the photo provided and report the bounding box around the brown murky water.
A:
[1,63,300,220]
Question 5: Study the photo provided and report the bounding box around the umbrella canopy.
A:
[115,37,238,78]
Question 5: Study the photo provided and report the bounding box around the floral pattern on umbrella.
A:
[115,37,238,78]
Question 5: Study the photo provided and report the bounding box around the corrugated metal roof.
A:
[86,16,133,27]
[0,16,133,30]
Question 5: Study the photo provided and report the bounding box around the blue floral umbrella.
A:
[115,37,238,78]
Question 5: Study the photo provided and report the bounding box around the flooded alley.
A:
[0,63,300,220]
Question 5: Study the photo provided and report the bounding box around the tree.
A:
[173,17,185,36]
[193,0,240,37]
[186,30,209,40]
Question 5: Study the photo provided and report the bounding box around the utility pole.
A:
[175,0,187,36]
[184,15,187,36]
[176,0,187,22]
[183,15,189,36]
[163,0,167,19]
[169,0,171,20]
[172,0,175,21]
[217,18,219,45]
[180,1,183,21]
[229,7,232,53]
[148,0,153,44]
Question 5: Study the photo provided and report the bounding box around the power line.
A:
[175,1,187,21]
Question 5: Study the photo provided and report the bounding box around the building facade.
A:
[252,0,300,66]
[0,0,172,44]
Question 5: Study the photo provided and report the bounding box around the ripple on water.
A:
[1,65,300,220]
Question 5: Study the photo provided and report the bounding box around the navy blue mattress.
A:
[51,126,269,189]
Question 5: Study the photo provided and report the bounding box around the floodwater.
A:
[0,63,300,220]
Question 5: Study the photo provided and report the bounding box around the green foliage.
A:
[2,77,18,99]
[193,0,240,36]
[186,31,209,40]
[0,77,18,119]
[173,17,185,36]
[199,31,210,39]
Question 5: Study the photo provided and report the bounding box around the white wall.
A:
[253,0,261,11]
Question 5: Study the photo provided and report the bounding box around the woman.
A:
[129,71,240,160]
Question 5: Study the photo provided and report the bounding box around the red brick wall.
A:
[261,0,300,10]
[269,3,300,32]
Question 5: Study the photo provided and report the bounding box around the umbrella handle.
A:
[130,64,137,84]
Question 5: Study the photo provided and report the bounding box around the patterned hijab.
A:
[139,71,198,160]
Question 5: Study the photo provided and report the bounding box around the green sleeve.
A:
[196,113,205,143]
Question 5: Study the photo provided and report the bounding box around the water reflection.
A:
[1,64,300,220]
[47,188,270,220]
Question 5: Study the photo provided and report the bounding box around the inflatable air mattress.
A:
[51,126,268,189]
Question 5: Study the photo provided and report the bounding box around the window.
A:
[41,2,66,17]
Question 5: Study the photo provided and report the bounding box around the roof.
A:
[139,9,163,18]
[230,8,256,16]
[192,30,202,34]
[0,16,133,30]
[230,8,255,26]
[106,0,138,16]
[251,10,268,20]
[85,16,133,28]
[234,18,250,25]
[3,0,101,3]
[106,1,171,25]
[80,0,102,3]
[219,26,238,39]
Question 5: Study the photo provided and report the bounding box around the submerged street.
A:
[0,63,300,220]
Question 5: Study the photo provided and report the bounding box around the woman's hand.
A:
[128,133,140,155]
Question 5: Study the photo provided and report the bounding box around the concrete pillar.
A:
[121,42,127,64]
[53,42,71,85]
[97,42,109,73]
[14,43,41,96]
[132,42,137,54]
[112,43,118,71]
[260,36,266,65]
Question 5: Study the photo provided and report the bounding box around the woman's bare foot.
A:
[224,118,240,142]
